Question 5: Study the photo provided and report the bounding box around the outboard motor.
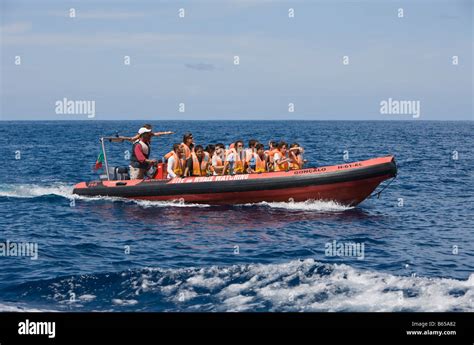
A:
[114,166,130,180]
[100,166,130,181]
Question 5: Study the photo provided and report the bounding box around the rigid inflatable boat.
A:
[73,155,397,206]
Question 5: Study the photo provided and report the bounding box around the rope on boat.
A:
[368,176,397,200]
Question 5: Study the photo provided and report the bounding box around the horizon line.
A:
[0,119,472,122]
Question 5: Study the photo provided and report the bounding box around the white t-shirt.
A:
[211,155,224,175]
[227,150,245,162]
[226,152,236,162]
[212,155,223,166]
[167,155,177,178]
[273,152,282,162]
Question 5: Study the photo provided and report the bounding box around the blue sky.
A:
[0,0,472,120]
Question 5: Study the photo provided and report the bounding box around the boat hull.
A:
[73,156,397,206]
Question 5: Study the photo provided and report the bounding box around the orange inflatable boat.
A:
[73,156,397,206]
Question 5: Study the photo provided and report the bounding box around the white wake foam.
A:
[252,200,353,212]
[139,259,474,312]
[2,260,472,312]
[0,184,352,211]
[0,183,74,199]
[0,183,210,208]
[130,199,211,208]
[0,302,57,312]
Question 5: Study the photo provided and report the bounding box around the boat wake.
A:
[253,200,353,212]
[0,303,57,312]
[0,183,210,208]
[0,183,74,199]
[1,259,472,312]
[0,183,353,211]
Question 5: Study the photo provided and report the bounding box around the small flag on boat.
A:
[94,152,104,170]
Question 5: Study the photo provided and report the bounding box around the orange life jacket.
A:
[265,148,279,165]
[267,148,278,158]
[290,155,303,170]
[290,159,301,170]
[264,148,278,170]
[274,150,289,171]
[180,143,193,160]
[252,153,266,173]
[170,152,184,176]
[191,152,207,176]
[212,154,223,166]
[228,148,245,173]
[210,153,223,174]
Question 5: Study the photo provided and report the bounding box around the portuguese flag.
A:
[94,152,105,170]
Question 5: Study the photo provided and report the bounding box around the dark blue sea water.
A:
[0,121,472,312]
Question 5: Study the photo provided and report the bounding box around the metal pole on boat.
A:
[101,137,110,181]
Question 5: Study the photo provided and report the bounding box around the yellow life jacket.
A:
[274,150,289,171]
[250,153,266,173]
[230,148,245,173]
[191,152,207,176]
[171,152,184,176]
[256,154,266,173]
[290,160,301,170]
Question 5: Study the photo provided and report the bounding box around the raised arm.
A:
[153,131,174,137]
[120,134,140,143]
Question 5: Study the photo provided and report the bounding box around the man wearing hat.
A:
[129,127,157,179]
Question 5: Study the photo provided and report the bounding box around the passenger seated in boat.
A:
[167,144,185,179]
[204,145,213,173]
[190,145,209,176]
[211,143,226,175]
[265,141,279,171]
[222,140,245,175]
[247,143,267,174]
[289,142,305,170]
[205,144,215,160]
[129,128,157,179]
[181,133,194,176]
[245,139,258,162]
[273,141,291,172]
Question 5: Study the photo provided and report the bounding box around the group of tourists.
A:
[125,124,305,180]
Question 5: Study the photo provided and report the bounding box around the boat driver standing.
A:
[129,127,157,179]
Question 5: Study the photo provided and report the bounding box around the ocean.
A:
[0,120,472,311]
